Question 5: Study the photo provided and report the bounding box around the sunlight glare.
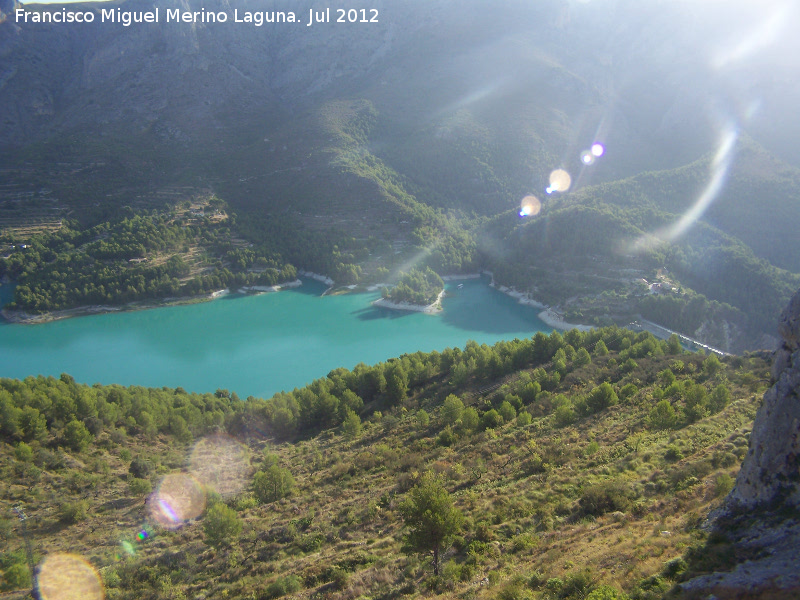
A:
[394,247,432,275]
[37,554,104,600]
[120,540,136,557]
[519,196,541,217]
[548,169,572,192]
[711,3,789,70]
[189,434,249,498]
[150,473,206,529]
[630,127,738,253]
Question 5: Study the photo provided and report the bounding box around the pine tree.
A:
[399,474,463,575]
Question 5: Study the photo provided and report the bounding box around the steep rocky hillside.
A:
[675,287,800,599]
[0,326,775,599]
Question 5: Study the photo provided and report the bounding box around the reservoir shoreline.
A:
[372,289,445,314]
[2,272,593,334]
[0,277,557,399]
[1,279,303,325]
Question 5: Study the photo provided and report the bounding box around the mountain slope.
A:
[2,0,800,350]
[0,328,772,599]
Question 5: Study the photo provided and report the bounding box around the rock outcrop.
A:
[678,288,800,599]
[726,288,800,509]
[0,0,17,22]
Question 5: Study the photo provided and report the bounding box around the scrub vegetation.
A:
[0,328,769,599]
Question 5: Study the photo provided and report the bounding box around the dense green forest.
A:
[0,204,300,314]
[1,199,479,315]
[0,328,770,599]
[480,196,799,347]
[3,188,797,353]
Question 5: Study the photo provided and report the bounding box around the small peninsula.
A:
[374,267,445,313]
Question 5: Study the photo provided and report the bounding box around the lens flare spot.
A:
[548,169,572,192]
[120,540,135,556]
[591,143,605,157]
[149,473,206,529]
[581,150,595,165]
[189,434,249,498]
[36,553,104,600]
[519,195,541,217]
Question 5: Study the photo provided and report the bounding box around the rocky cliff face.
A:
[678,288,800,599]
[727,288,800,508]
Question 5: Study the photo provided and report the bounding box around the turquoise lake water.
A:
[0,277,553,399]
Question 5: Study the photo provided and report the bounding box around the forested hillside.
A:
[0,200,304,316]
[2,0,799,350]
[0,328,770,599]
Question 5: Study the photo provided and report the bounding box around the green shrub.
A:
[497,581,532,600]
[128,477,152,497]
[648,400,677,430]
[618,383,638,401]
[575,348,592,366]
[682,533,737,575]
[341,409,362,439]
[14,442,33,463]
[559,571,594,599]
[102,567,121,589]
[442,395,465,426]
[669,461,712,490]
[203,503,242,547]
[62,419,92,452]
[711,451,738,468]
[684,384,709,423]
[262,574,303,599]
[461,407,480,432]
[586,585,630,600]
[714,473,735,497]
[128,458,153,479]
[438,426,457,447]
[511,533,538,553]
[658,369,676,386]
[498,401,517,423]
[709,384,731,413]
[253,465,295,504]
[1,562,30,591]
[481,409,503,430]
[587,383,619,413]
[298,533,325,553]
[235,494,259,512]
[554,404,576,428]
[661,557,687,579]
[59,500,88,524]
[438,561,461,591]
[703,355,723,377]
[323,566,349,590]
[579,482,633,517]
[545,577,564,594]
[664,445,683,461]
[632,574,670,599]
